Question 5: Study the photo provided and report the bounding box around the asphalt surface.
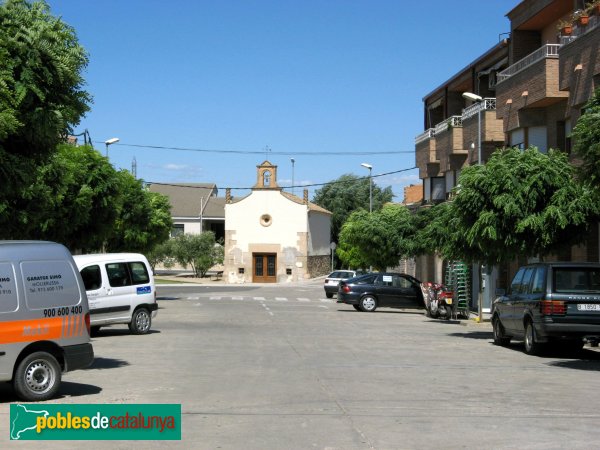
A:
[2,281,600,449]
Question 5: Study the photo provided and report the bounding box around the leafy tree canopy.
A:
[312,173,393,242]
[572,87,600,186]
[338,203,414,271]
[170,232,224,278]
[105,172,173,254]
[0,0,91,226]
[422,147,595,265]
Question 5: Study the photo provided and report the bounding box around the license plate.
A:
[327,280,338,285]
[577,304,600,311]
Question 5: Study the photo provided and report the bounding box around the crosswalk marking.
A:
[232,296,244,301]
[181,295,341,304]
[297,298,310,302]
[254,297,266,301]
[209,296,221,300]
[320,298,334,303]
[275,297,288,302]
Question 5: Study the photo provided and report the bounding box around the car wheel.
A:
[492,315,511,346]
[129,308,152,335]
[359,295,377,312]
[524,320,543,355]
[13,352,62,402]
[325,292,334,299]
[353,305,361,311]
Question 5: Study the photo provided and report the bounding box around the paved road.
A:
[2,282,600,449]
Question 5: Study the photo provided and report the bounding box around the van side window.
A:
[81,265,102,291]
[129,262,150,285]
[106,263,132,287]
[530,266,547,294]
[509,268,526,294]
[519,268,535,294]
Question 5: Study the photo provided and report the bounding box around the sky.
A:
[46,0,517,200]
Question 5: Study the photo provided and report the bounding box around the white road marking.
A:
[188,296,199,300]
[318,305,328,309]
[275,297,288,302]
[268,311,274,316]
[254,297,266,301]
[320,299,334,303]
[194,303,202,306]
[297,298,310,302]
[209,296,221,300]
[232,296,244,301]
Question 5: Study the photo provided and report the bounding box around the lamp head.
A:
[105,137,120,145]
[462,92,483,102]
[360,163,372,170]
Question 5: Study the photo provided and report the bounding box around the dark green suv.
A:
[492,262,600,355]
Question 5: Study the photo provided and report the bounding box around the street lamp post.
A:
[462,92,483,165]
[105,137,120,158]
[462,92,484,323]
[360,163,373,213]
[291,158,295,195]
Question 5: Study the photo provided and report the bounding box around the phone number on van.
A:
[43,306,83,317]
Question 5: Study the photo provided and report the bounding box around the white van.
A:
[0,241,94,401]
[73,253,157,335]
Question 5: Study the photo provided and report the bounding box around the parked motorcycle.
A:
[424,282,454,320]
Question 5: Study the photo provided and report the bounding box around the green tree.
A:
[0,0,91,229]
[146,240,176,274]
[338,204,415,270]
[572,88,600,186]
[14,143,121,251]
[171,232,224,277]
[312,174,394,243]
[105,172,173,254]
[423,147,594,265]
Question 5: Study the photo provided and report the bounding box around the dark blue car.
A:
[337,272,425,312]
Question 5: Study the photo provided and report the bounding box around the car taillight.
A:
[85,312,91,335]
[540,300,566,315]
[342,285,351,293]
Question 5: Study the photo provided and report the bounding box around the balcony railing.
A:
[462,98,497,120]
[434,116,462,134]
[496,44,560,83]
[415,128,435,144]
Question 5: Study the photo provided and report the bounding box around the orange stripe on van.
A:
[0,317,63,345]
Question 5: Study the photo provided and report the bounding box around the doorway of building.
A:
[253,253,277,283]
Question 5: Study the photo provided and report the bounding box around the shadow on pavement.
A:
[0,381,102,403]
[92,328,161,338]
[86,356,130,370]
[447,331,494,340]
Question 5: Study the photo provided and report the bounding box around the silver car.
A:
[323,270,365,298]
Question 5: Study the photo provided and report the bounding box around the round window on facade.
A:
[260,214,272,227]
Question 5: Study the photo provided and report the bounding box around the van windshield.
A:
[553,268,600,293]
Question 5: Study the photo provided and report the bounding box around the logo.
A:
[136,286,152,295]
[10,404,181,440]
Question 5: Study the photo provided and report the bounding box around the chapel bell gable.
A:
[253,160,280,190]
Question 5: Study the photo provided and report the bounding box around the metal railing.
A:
[434,116,462,134]
[415,128,435,144]
[496,44,560,83]
[461,98,497,120]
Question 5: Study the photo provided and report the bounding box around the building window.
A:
[431,177,445,201]
[260,214,272,227]
[171,224,184,237]
[263,170,271,186]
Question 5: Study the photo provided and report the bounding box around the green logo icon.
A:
[10,404,181,440]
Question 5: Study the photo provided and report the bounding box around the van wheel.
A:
[325,292,334,298]
[129,308,151,334]
[90,326,101,337]
[492,315,511,346]
[13,352,61,402]
[524,320,543,355]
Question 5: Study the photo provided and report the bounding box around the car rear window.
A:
[553,267,600,293]
[354,274,377,285]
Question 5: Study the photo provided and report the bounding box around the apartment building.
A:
[414,0,600,311]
